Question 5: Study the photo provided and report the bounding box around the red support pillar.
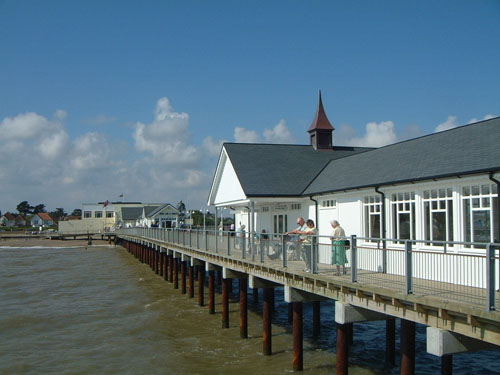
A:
[240,278,248,338]
[386,318,396,365]
[163,253,168,281]
[188,265,194,298]
[336,323,349,375]
[263,287,272,356]
[293,301,303,371]
[181,261,186,294]
[400,319,416,375]
[441,354,453,375]
[222,278,229,328]
[208,270,215,314]
[173,258,179,289]
[168,254,173,282]
[312,301,320,338]
[155,249,159,274]
[198,265,205,306]
[159,251,164,277]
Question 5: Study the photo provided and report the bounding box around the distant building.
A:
[0,212,16,227]
[31,213,54,227]
[14,214,26,226]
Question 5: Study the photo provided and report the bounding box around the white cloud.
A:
[263,119,295,144]
[234,119,295,144]
[468,114,495,124]
[54,109,67,120]
[340,121,397,147]
[133,97,199,164]
[435,116,458,133]
[203,136,226,157]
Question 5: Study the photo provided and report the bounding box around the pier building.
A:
[116,94,499,374]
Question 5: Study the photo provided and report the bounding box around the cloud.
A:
[338,121,397,147]
[468,114,495,124]
[234,119,295,144]
[435,116,458,133]
[133,97,199,164]
[203,136,226,157]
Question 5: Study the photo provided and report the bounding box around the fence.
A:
[117,227,499,311]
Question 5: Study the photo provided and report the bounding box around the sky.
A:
[1,0,499,214]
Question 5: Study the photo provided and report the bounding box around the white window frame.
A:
[363,195,382,241]
[390,191,416,243]
[422,188,454,245]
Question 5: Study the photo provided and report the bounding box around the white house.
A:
[30,213,54,227]
[0,212,16,227]
[208,93,500,268]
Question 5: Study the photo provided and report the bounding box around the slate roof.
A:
[144,206,161,217]
[121,207,143,221]
[304,117,500,195]
[148,204,179,217]
[223,143,372,197]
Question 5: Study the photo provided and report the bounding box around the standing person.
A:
[286,217,308,260]
[301,219,317,273]
[230,222,235,236]
[235,223,245,249]
[330,220,347,276]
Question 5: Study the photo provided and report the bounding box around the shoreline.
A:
[0,237,112,248]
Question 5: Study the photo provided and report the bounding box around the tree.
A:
[177,200,186,222]
[16,201,33,216]
[71,208,82,217]
[33,204,46,214]
[50,208,66,222]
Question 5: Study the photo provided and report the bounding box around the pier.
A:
[117,227,500,374]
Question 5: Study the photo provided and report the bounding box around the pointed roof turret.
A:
[308,91,334,151]
[308,90,334,132]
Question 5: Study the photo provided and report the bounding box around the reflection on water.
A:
[0,246,498,375]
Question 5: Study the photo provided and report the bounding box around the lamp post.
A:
[201,209,207,231]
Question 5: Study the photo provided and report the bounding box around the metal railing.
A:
[117,227,500,311]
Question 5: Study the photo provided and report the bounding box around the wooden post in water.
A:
[386,318,396,365]
[155,249,159,274]
[263,287,272,355]
[336,323,349,375]
[312,301,320,338]
[222,278,229,328]
[240,278,248,338]
[159,251,164,277]
[181,261,186,294]
[163,253,168,281]
[198,265,205,306]
[400,319,416,375]
[168,254,173,282]
[293,301,303,371]
[208,270,215,314]
[441,354,452,375]
[188,265,194,298]
[173,258,179,289]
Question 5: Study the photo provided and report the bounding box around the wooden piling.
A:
[222,278,229,328]
[336,323,349,375]
[181,261,186,294]
[401,319,416,375]
[163,253,168,281]
[198,265,205,306]
[386,318,396,365]
[312,301,320,337]
[159,252,164,277]
[240,278,248,338]
[441,354,453,375]
[293,301,303,371]
[168,254,173,282]
[188,265,194,298]
[173,258,179,289]
[208,270,215,314]
[263,287,272,355]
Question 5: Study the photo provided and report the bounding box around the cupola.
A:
[308,91,334,150]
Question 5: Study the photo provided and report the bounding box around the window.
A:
[261,207,269,212]
[321,199,336,208]
[84,211,92,218]
[95,211,103,218]
[291,203,301,210]
[423,188,453,245]
[106,211,114,218]
[364,196,382,240]
[273,214,287,235]
[391,192,416,243]
[462,184,498,245]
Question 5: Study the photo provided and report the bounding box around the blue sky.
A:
[1,1,499,213]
